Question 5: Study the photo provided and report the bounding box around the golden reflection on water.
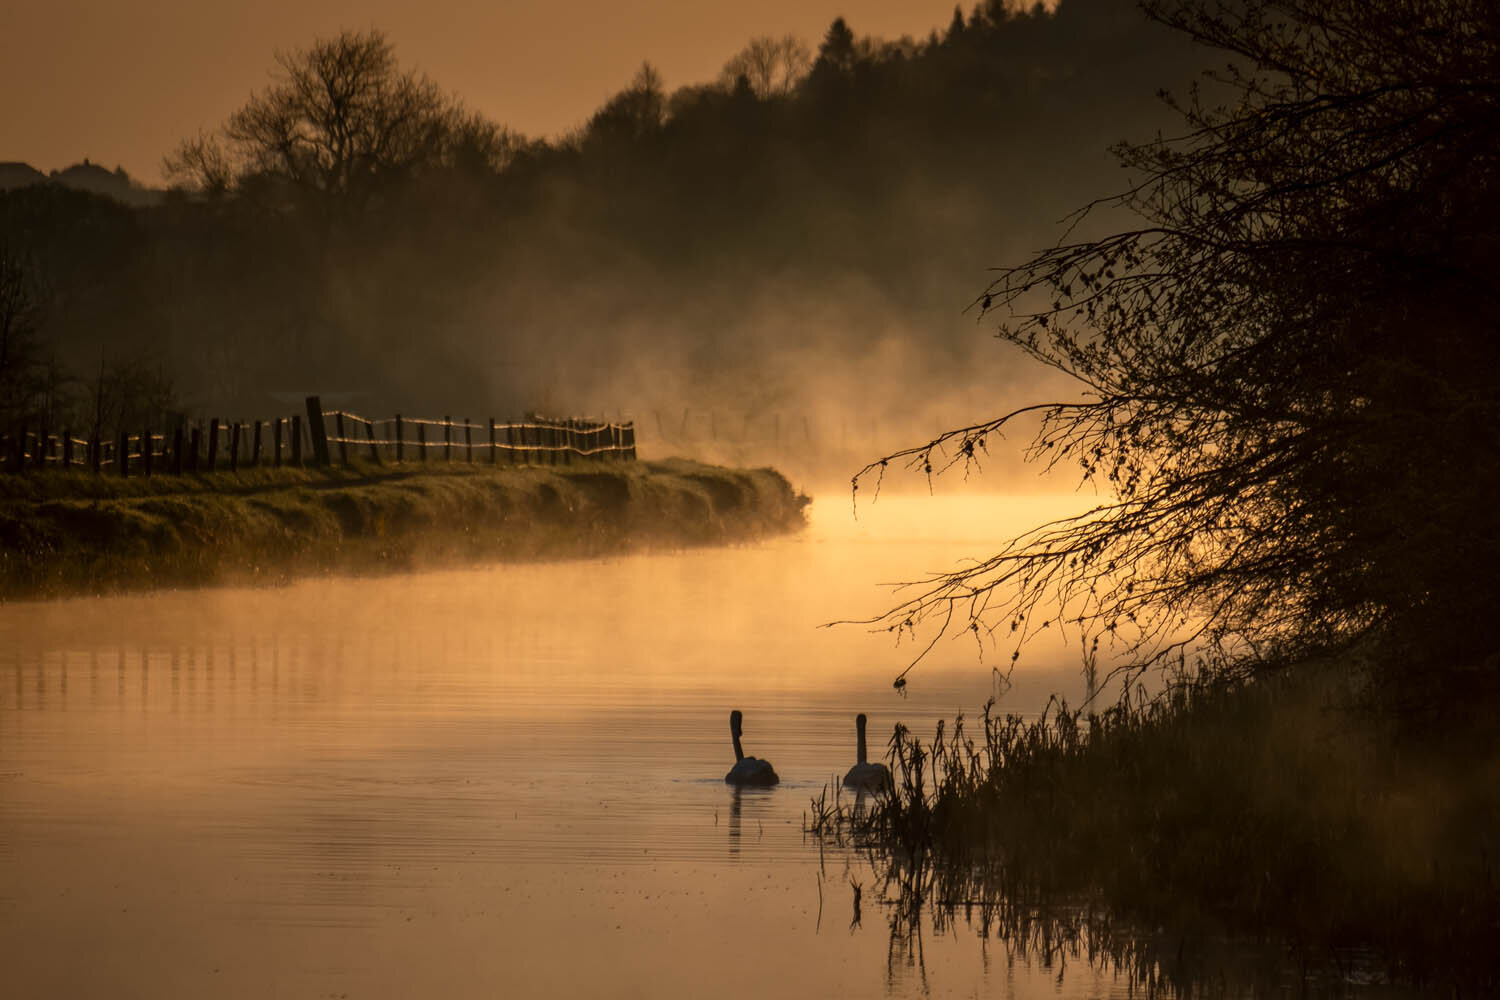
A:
[0,493,1153,999]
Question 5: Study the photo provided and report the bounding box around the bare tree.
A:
[720,35,813,99]
[856,0,1500,709]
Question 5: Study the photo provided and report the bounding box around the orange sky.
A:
[3,1,963,184]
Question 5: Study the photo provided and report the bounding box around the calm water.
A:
[0,494,1238,997]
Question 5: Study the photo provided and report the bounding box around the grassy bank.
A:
[812,663,1500,993]
[0,458,807,601]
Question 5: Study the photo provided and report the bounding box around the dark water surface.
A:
[0,494,1352,997]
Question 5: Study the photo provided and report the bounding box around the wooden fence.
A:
[0,396,636,476]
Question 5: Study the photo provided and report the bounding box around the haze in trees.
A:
[2,1,1204,480]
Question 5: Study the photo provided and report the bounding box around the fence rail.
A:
[1,396,636,477]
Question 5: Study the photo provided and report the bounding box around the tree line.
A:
[0,0,1201,445]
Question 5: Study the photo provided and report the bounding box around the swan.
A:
[842,713,892,793]
[724,710,779,786]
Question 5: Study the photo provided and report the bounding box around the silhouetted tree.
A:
[859,0,1500,715]
[0,241,47,429]
[946,6,967,41]
[720,35,812,99]
[813,18,858,76]
[164,30,509,217]
[585,62,668,146]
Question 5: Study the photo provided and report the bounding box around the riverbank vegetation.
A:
[813,663,1500,993]
[817,0,1500,991]
[0,459,806,601]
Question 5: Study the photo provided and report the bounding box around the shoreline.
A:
[0,458,808,602]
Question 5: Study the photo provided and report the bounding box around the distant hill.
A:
[0,161,47,189]
[0,158,160,206]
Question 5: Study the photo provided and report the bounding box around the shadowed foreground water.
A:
[0,493,1394,998]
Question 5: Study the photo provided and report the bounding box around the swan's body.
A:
[842,713,891,793]
[724,710,779,786]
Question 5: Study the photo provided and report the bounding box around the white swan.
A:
[842,713,892,793]
[724,710,779,786]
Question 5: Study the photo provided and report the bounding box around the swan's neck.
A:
[732,729,745,762]
[856,714,868,765]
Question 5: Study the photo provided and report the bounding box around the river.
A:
[0,492,1238,997]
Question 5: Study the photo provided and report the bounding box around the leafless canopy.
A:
[853,0,1500,693]
[720,36,813,99]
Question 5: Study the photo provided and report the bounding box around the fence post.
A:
[62,429,73,469]
[117,431,130,477]
[489,418,497,465]
[395,415,404,463]
[90,431,101,475]
[365,419,381,465]
[624,422,636,460]
[464,418,473,464]
[444,416,452,463]
[505,423,518,465]
[252,421,263,466]
[418,422,427,463]
[188,426,201,472]
[304,396,330,467]
[143,428,153,476]
[34,429,48,471]
[291,416,303,467]
[206,419,219,471]
[330,412,346,467]
[230,423,241,472]
[272,418,283,468]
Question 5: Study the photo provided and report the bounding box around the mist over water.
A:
[0,494,1139,999]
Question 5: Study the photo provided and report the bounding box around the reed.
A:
[810,663,1500,992]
